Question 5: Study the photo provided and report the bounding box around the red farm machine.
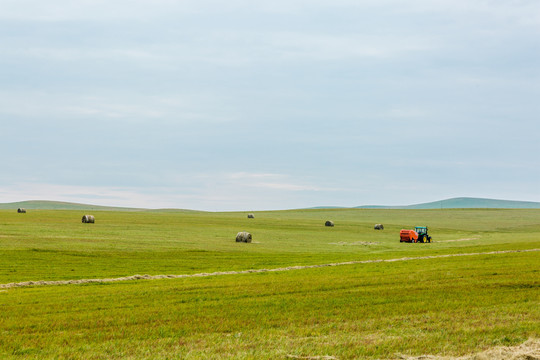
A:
[400,226,432,243]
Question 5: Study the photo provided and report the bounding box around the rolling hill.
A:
[0,200,143,211]
[357,197,540,209]
[2,197,540,211]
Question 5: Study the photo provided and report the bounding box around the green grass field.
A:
[0,208,538,359]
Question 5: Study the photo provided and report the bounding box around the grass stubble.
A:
[0,208,538,359]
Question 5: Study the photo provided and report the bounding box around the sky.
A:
[0,0,539,211]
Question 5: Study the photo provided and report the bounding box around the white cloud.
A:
[1,0,539,211]
[0,178,333,211]
[381,107,430,119]
[251,182,328,191]
[224,172,338,192]
[5,47,159,62]
[0,183,161,208]
[225,172,285,180]
[0,91,236,123]
[0,0,192,21]
[262,32,435,62]
[2,0,539,30]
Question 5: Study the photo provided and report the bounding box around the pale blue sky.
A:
[1,0,539,210]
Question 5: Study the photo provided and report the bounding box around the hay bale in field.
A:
[236,231,252,243]
[247,214,255,219]
[81,215,95,224]
[325,220,334,227]
[374,224,384,230]
[17,208,26,213]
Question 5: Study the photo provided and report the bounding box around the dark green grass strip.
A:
[1,248,538,289]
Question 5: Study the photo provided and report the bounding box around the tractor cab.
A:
[414,226,431,243]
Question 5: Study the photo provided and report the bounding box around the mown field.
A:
[0,208,539,359]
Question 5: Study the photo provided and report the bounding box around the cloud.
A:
[0,0,193,21]
[2,0,539,30]
[224,172,338,192]
[5,47,160,63]
[1,0,538,211]
[0,182,247,210]
[225,172,284,180]
[380,106,430,119]
[0,171,339,211]
[0,91,236,124]
[0,183,156,207]
[251,182,328,191]
[260,32,435,62]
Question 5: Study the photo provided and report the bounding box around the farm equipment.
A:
[400,226,432,243]
[415,226,432,243]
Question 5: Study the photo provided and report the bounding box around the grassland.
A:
[0,208,538,359]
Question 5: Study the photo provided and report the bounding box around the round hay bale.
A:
[236,231,252,243]
[325,220,334,227]
[374,224,384,230]
[17,208,26,213]
[247,213,255,219]
[81,215,95,224]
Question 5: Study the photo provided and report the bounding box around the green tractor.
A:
[415,226,432,243]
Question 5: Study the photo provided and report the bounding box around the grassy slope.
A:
[0,209,538,359]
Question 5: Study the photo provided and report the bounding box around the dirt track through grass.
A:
[436,237,479,243]
[1,248,538,289]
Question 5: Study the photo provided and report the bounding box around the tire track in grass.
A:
[436,237,479,243]
[1,248,538,289]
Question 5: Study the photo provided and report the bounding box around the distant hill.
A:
[2,197,540,211]
[0,200,143,211]
[357,197,540,209]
